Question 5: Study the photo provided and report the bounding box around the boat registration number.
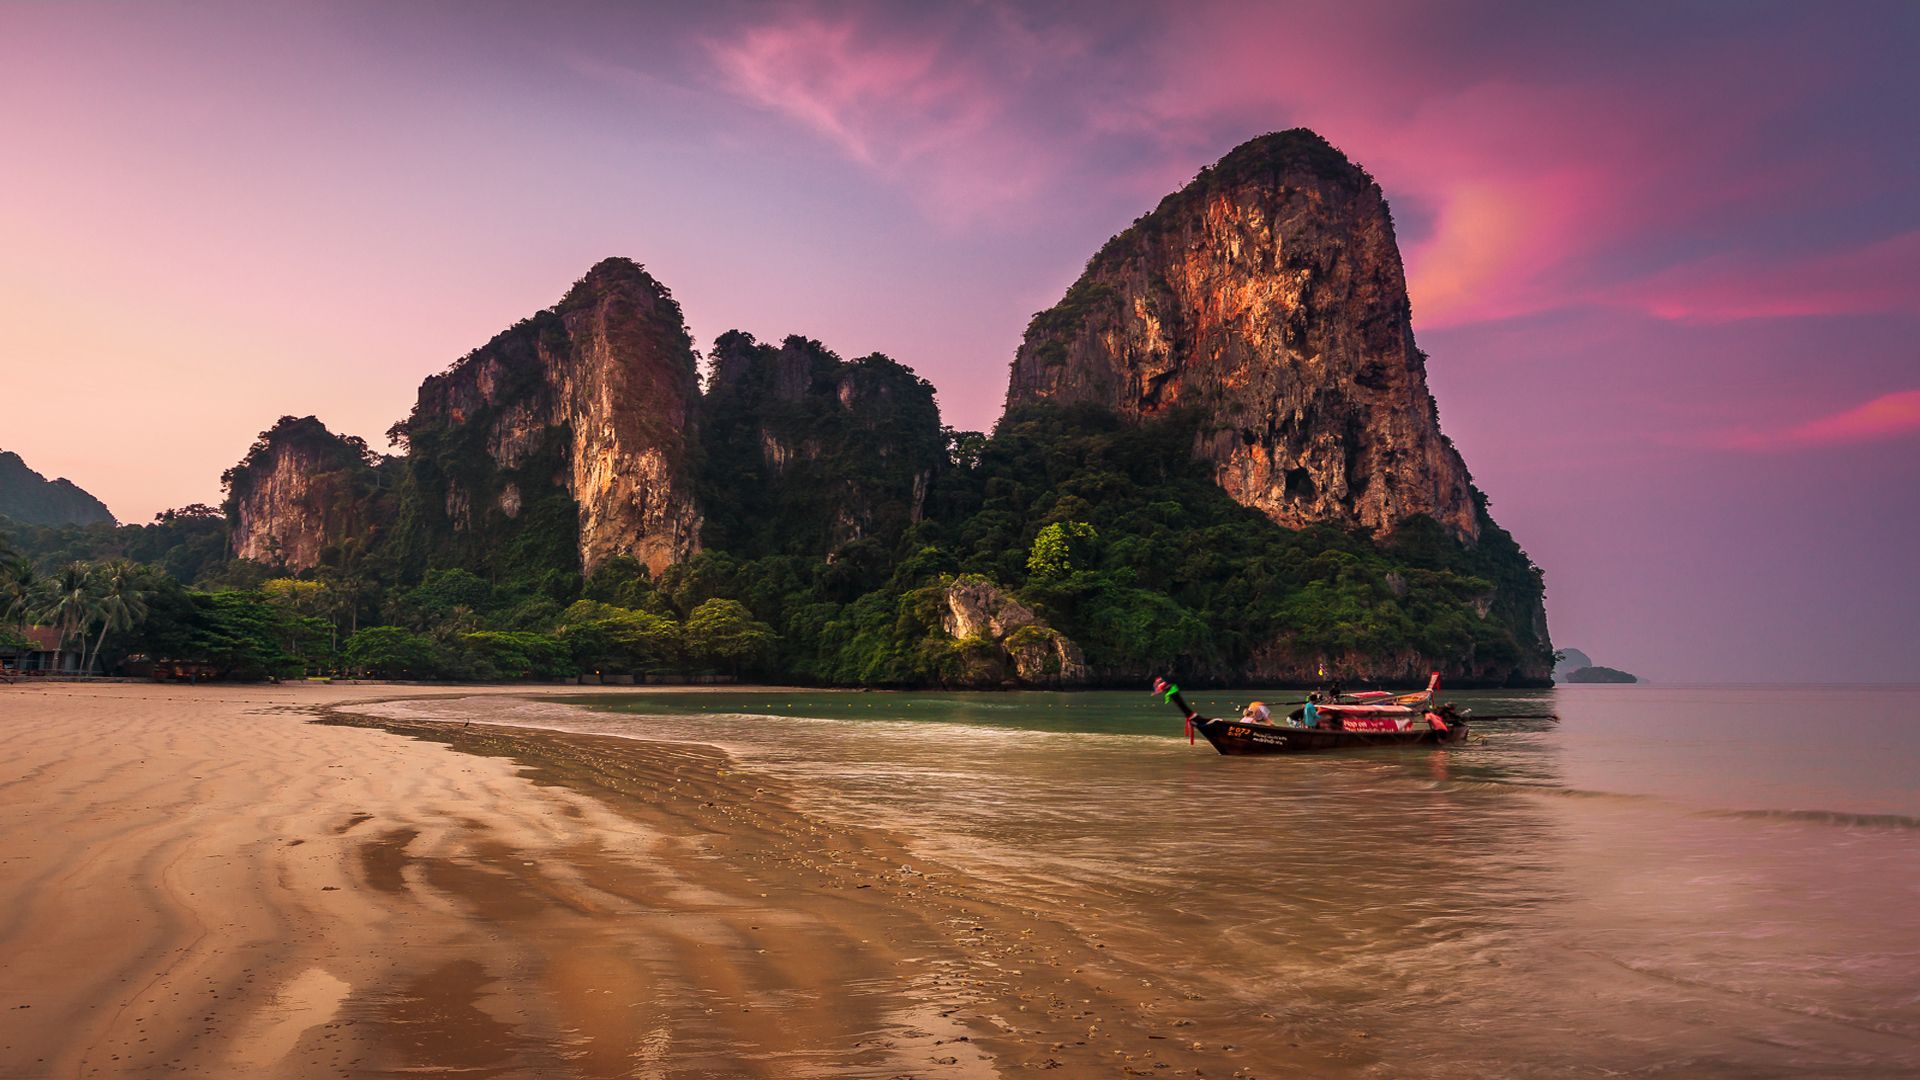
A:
[1227,726,1288,745]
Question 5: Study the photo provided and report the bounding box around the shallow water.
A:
[363,685,1920,1075]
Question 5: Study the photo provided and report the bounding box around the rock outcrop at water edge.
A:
[938,575,1088,688]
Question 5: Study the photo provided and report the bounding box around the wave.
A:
[1711,807,1920,832]
[1428,778,1648,803]
[1414,778,1920,832]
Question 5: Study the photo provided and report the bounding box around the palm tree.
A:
[38,563,99,674]
[319,565,372,651]
[83,559,150,674]
[323,537,373,640]
[0,557,39,632]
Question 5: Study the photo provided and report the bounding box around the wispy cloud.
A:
[707,15,966,167]
[689,2,1919,334]
[697,6,1098,222]
[1617,231,1920,323]
[1713,389,1920,450]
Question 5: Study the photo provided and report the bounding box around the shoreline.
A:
[0,682,1336,1078]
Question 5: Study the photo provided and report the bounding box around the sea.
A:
[355,684,1920,1075]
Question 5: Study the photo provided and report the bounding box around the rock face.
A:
[1553,647,1594,680]
[0,451,114,527]
[398,258,702,577]
[939,575,1088,687]
[700,332,945,557]
[1006,129,1478,541]
[221,416,382,570]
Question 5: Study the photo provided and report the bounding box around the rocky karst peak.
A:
[1005,128,1480,542]
[699,332,946,557]
[221,415,383,570]
[399,257,702,577]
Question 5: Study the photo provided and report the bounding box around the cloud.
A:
[707,15,963,167]
[1713,389,1920,450]
[1616,231,1920,323]
[698,6,1094,221]
[586,0,1916,332]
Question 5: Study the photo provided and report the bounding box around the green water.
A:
[551,687,1539,737]
[561,688,1218,735]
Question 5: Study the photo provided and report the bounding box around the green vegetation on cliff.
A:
[856,403,1547,685]
[0,451,115,528]
[0,390,1550,686]
[387,310,583,595]
[699,333,946,558]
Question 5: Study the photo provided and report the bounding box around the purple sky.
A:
[3,2,1915,682]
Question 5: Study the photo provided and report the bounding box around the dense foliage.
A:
[700,333,947,558]
[0,362,1549,686]
[387,313,583,595]
[0,450,115,527]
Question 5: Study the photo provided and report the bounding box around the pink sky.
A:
[2,1,1915,682]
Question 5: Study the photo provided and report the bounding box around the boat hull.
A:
[1194,718,1465,756]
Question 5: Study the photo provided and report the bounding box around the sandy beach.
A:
[0,683,1297,1079]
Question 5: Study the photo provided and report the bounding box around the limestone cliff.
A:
[1006,129,1478,541]
[221,416,384,570]
[699,332,945,557]
[395,258,702,578]
[1003,130,1552,683]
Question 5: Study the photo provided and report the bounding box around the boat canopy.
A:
[1317,702,1422,716]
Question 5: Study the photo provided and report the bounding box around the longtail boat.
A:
[1151,674,1469,755]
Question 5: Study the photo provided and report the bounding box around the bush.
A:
[342,626,436,678]
[684,598,777,673]
[457,631,570,680]
[557,600,682,672]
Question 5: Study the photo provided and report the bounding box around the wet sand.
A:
[0,683,1312,1079]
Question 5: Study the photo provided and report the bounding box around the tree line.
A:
[0,402,1553,686]
[0,534,774,681]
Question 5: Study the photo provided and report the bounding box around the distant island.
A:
[0,131,1553,688]
[1566,665,1639,684]
[1555,648,1638,684]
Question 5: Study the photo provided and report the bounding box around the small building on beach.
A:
[0,626,81,676]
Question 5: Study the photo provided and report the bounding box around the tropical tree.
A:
[319,555,373,639]
[457,630,569,679]
[556,599,682,672]
[187,590,301,678]
[260,577,327,615]
[261,577,333,658]
[82,559,151,673]
[1026,521,1098,581]
[682,598,776,675]
[38,562,99,671]
[341,625,436,678]
[0,556,39,631]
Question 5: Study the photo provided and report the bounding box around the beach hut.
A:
[0,626,80,676]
